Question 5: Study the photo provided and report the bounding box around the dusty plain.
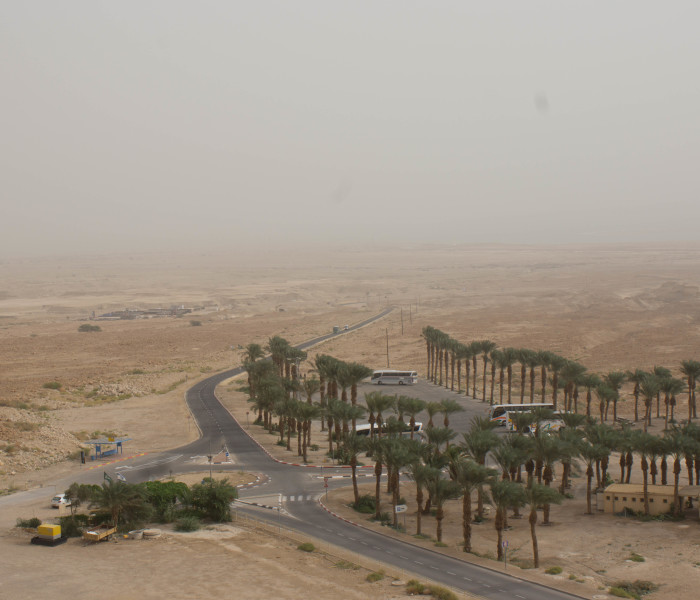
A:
[1,243,700,599]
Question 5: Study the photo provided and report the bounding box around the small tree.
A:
[190,478,238,521]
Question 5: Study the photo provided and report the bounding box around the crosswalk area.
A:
[281,494,315,503]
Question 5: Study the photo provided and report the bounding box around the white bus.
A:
[488,403,555,428]
[370,369,418,385]
[354,422,423,437]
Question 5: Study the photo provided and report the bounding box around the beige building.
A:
[603,483,677,516]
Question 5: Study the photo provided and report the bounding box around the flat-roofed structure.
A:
[603,483,676,516]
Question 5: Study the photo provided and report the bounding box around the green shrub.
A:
[334,560,359,570]
[310,444,319,451]
[276,439,287,447]
[629,553,645,562]
[353,494,376,514]
[545,566,563,575]
[612,580,659,599]
[435,541,448,547]
[43,381,62,390]
[189,320,202,327]
[429,585,458,600]
[174,516,200,532]
[58,514,89,537]
[78,324,101,332]
[16,517,41,529]
[129,369,146,375]
[366,570,384,583]
[406,580,425,595]
[297,542,315,552]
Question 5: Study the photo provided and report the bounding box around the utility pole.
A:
[400,307,404,335]
[386,328,390,368]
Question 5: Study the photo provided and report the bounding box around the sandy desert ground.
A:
[1,243,700,599]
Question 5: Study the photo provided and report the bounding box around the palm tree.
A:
[595,384,616,424]
[586,422,619,489]
[501,347,519,404]
[489,348,502,406]
[347,361,373,411]
[680,360,700,421]
[340,432,367,506]
[439,398,464,430]
[560,361,587,412]
[298,402,321,462]
[407,462,439,536]
[639,375,661,431]
[579,442,606,515]
[520,349,539,404]
[660,377,685,429]
[425,471,461,543]
[666,427,691,516]
[266,335,290,377]
[401,396,426,440]
[491,480,526,560]
[651,366,672,419]
[422,326,437,381]
[547,354,568,411]
[556,425,584,493]
[426,401,442,428]
[626,368,648,423]
[632,430,659,515]
[537,350,551,404]
[524,483,563,568]
[365,436,387,521]
[453,458,496,553]
[479,341,497,403]
[374,394,396,437]
[469,341,481,399]
[383,438,416,527]
[461,425,500,518]
[90,480,145,527]
[578,373,602,418]
[538,435,562,524]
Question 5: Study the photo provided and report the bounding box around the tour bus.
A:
[370,369,418,385]
[488,403,555,429]
[354,422,423,438]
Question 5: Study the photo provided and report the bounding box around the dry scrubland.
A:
[1,243,700,599]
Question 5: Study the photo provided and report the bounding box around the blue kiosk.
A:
[86,437,132,460]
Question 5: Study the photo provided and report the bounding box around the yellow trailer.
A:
[82,524,117,543]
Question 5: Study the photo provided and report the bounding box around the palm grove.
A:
[244,332,700,568]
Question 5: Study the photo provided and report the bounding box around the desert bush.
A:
[629,553,645,562]
[309,444,319,451]
[174,516,200,531]
[78,324,101,332]
[59,514,89,537]
[129,369,146,375]
[189,320,202,326]
[297,542,315,552]
[611,580,659,599]
[43,381,62,390]
[16,517,41,529]
[406,580,425,595]
[429,585,458,600]
[353,494,375,514]
[334,560,359,570]
[366,570,384,582]
[545,566,563,575]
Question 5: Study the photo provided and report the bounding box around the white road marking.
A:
[463,577,472,581]
[414,561,423,565]
[447,571,456,575]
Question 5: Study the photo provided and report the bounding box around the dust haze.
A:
[2,2,700,258]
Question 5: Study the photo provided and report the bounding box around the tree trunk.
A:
[462,492,472,552]
[529,509,540,568]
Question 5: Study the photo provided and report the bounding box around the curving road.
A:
[2,308,583,600]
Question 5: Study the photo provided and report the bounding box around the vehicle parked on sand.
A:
[51,493,71,508]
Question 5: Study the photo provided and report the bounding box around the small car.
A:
[343,325,349,330]
[51,493,71,508]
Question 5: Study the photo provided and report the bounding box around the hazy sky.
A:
[2,2,699,256]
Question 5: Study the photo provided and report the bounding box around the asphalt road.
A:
[0,309,582,600]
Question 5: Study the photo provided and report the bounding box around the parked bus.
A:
[488,403,555,428]
[354,422,423,438]
[370,369,418,385]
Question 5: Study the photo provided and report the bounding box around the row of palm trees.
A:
[336,410,700,568]
[421,326,700,428]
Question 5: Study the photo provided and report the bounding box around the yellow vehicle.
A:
[82,524,117,543]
